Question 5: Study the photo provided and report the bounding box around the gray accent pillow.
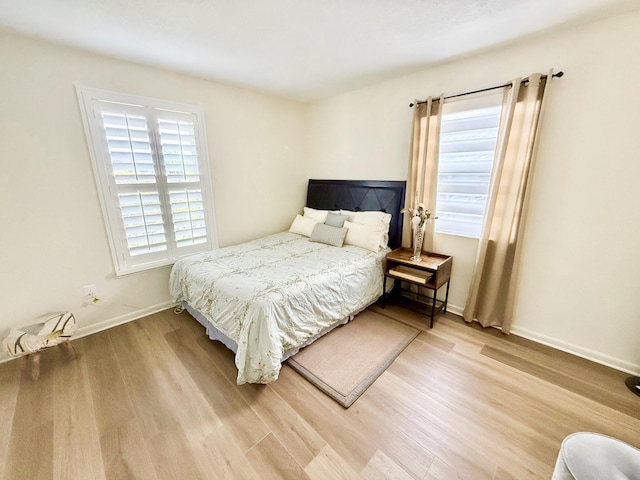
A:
[309,223,347,247]
[324,211,349,228]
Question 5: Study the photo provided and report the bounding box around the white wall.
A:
[2,11,639,375]
[0,31,308,339]
[307,12,640,373]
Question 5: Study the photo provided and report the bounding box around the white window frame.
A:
[75,85,218,276]
[435,91,503,239]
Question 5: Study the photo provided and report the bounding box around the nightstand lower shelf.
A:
[382,282,450,328]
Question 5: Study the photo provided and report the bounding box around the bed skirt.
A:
[183,301,369,363]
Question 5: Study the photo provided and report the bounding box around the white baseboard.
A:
[74,300,176,339]
[510,325,640,376]
[445,303,639,376]
[446,303,464,316]
[0,301,175,365]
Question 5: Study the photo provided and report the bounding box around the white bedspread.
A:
[169,232,386,384]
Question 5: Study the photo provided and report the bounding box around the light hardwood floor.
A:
[0,304,638,480]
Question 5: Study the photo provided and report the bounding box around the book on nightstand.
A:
[388,265,433,284]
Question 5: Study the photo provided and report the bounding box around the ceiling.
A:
[0,0,637,101]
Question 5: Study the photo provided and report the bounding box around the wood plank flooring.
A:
[0,304,638,479]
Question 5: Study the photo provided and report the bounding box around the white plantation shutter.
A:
[159,120,201,183]
[103,113,156,184]
[169,189,207,248]
[76,86,217,275]
[157,119,209,249]
[436,93,503,238]
[102,112,168,257]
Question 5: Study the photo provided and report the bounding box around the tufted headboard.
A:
[306,179,406,250]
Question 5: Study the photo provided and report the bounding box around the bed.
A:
[169,179,406,384]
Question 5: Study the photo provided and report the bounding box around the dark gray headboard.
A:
[306,179,406,249]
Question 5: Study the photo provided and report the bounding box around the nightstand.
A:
[382,248,452,328]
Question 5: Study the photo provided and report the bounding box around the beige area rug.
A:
[286,309,419,408]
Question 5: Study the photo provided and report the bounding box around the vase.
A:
[411,223,425,262]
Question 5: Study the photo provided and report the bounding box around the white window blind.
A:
[76,86,217,275]
[435,93,503,238]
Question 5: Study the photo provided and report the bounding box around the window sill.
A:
[435,231,481,241]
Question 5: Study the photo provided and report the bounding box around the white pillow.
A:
[340,210,392,226]
[343,221,385,252]
[340,210,392,248]
[289,215,320,237]
[303,207,329,222]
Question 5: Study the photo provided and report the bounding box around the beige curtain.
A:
[463,71,552,333]
[403,97,442,253]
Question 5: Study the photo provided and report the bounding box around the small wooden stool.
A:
[19,339,77,380]
[3,312,78,380]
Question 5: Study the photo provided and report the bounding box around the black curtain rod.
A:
[408,71,564,107]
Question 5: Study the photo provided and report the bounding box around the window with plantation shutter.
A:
[435,92,503,238]
[76,86,217,275]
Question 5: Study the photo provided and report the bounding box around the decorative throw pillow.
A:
[324,211,349,228]
[309,223,347,247]
[289,215,319,237]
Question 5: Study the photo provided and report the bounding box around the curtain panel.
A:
[403,97,442,253]
[463,71,553,332]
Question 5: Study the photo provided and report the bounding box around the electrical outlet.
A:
[83,284,97,298]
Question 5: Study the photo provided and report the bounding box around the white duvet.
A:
[169,232,386,384]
